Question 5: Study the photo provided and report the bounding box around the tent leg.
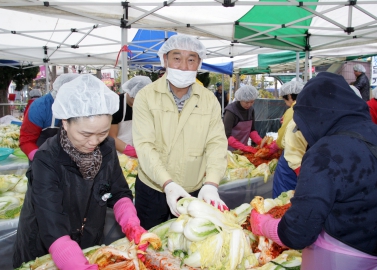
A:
[304,51,309,83]
[221,74,225,115]
[121,7,129,85]
[296,52,300,81]
[308,56,312,80]
[44,46,50,93]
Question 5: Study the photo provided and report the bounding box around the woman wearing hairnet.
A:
[20,73,80,161]
[272,80,306,198]
[24,88,42,116]
[250,72,377,269]
[13,75,148,269]
[223,85,264,153]
[109,76,152,157]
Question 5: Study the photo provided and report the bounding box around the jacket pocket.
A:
[184,148,205,185]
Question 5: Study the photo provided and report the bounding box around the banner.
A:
[371,56,377,88]
[35,65,46,79]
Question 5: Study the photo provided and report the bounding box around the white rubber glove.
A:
[164,182,191,217]
[198,185,229,212]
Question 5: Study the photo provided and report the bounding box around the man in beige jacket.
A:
[132,35,228,229]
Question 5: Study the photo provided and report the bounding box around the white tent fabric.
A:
[1,0,377,69]
[0,2,279,68]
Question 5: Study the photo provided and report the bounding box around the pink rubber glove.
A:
[123,145,137,158]
[49,235,98,270]
[228,136,257,153]
[28,148,38,161]
[164,181,191,217]
[114,197,146,244]
[250,131,263,145]
[266,141,280,155]
[250,209,286,247]
[198,184,229,212]
[114,197,148,261]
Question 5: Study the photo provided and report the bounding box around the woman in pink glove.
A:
[272,80,305,198]
[109,76,152,158]
[223,85,263,153]
[13,75,148,270]
[250,73,377,270]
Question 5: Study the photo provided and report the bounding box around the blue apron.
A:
[272,150,297,198]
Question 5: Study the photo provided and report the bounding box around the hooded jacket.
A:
[278,72,377,256]
[13,131,132,268]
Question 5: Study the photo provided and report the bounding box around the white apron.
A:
[117,97,133,146]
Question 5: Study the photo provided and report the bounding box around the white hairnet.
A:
[349,85,362,98]
[235,85,259,101]
[158,35,207,68]
[29,89,42,98]
[53,73,81,91]
[279,81,305,96]
[372,88,377,99]
[290,77,303,82]
[52,74,119,119]
[121,76,152,97]
[353,64,366,73]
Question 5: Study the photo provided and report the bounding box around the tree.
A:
[0,65,40,117]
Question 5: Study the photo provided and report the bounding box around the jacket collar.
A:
[54,128,112,166]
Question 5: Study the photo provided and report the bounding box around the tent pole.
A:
[229,75,232,103]
[222,74,225,115]
[308,55,312,80]
[121,4,129,85]
[304,51,309,83]
[296,52,299,81]
[43,46,50,93]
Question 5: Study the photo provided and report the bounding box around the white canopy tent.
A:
[1,0,377,82]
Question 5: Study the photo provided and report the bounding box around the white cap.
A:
[279,81,305,96]
[353,64,366,73]
[121,76,152,97]
[235,85,258,101]
[349,85,362,98]
[52,74,119,119]
[53,73,81,91]
[291,77,303,82]
[158,35,207,68]
[29,89,42,98]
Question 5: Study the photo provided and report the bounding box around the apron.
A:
[228,120,252,151]
[117,98,133,146]
[36,116,60,147]
[272,151,297,198]
[302,231,377,270]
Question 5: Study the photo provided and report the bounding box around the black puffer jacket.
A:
[278,72,377,256]
[13,131,132,268]
[353,72,370,101]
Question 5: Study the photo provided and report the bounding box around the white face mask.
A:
[166,67,197,88]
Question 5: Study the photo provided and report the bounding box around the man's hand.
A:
[198,184,228,211]
[164,181,190,217]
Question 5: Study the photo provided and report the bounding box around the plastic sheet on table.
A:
[0,155,29,175]
[0,218,19,270]
[219,174,273,209]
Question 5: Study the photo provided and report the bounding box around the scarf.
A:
[60,127,102,180]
